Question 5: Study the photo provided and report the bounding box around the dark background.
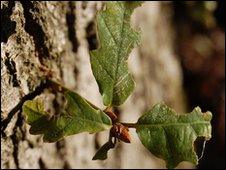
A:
[173,1,225,169]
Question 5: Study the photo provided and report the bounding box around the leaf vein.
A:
[99,13,117,46]
[112,5,126,96]
[138,122,210,127]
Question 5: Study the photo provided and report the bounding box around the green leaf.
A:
[92,141,115,160]
[22,90,112,142]
[90,2,143,106]
[136,102,212,169]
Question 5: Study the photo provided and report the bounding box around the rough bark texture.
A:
[1,1,191,168]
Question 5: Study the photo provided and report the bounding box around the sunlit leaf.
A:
[90,1,143,106]
[23,90,112,142]
[136,102,212,169]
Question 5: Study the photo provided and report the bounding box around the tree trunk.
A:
[1,1,191,168]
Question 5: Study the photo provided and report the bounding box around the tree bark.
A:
[1,1,190,168]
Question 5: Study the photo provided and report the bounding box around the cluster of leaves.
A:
[23,2,212,169]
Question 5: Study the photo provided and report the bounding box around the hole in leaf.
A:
[194,136,207,160]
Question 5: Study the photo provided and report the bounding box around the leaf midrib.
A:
[137,121,210,127]
[43,112,111,140]
[25,105,111,133]
[98,3,126,86]
[106,3,126,103]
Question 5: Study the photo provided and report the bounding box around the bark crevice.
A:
[4,54,20,87]
[56,140,71,169]
[86,21,98,50]
[66,1,78,53]
[1,1,16,43]
[10,133,19,169]
[20,1,50,64]
[38,158,47,169]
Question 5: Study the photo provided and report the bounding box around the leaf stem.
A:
[120,122,137,129]
[104,106,113,112]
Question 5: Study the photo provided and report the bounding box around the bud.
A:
[110,123,131,143]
